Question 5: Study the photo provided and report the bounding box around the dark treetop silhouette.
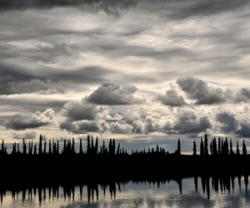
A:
[0,134,249,183]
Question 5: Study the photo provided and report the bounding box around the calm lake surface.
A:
[1,176,250,208]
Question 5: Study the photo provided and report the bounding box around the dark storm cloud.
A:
[157,89,186,106]
[5,109,54,130]
[164,111,211,134]
[62,101,98,121]
[60,121,101,134]
[0,0,136,15]
[235,88,250,102]
[86,82,141,105]
[216,111,250,138]
[139,0,250,20]
[216,112,238,133]
[177,78,229,105]
[0,63,113,95]
[236,123,250,138]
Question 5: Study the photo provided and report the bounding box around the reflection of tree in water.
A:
[0,175,248,205]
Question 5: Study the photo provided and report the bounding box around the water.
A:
[1,176,250,208]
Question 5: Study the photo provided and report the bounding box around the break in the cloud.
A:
[5,109,55,130]
[86,82,141,105]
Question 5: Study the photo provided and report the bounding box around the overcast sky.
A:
[1,0,250,152]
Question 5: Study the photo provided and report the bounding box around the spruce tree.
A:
[236,141,240,155]
[80,139,83,154]
[230,140,234,155]
[204,134,208,155]
[243,140,247,156]
[200,139,204,156]
[193,141,197,156]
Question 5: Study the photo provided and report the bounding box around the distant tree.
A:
[193,141,197,156]
[212,138,217,155]
[87,135,90,154]
[23,138,27,154]
[72,138,75,154]
[38,134,43,155]
[34,144,37,155]
[176,139,181,155]
[218,137,221,154]
[243,140,247,156]
[204,134,208,155]
[230,140,234,155]
[236,141,240,155]
[200,139,204,156]
[80,139,83,154]
[95,137,99,154]
[49,140,52,155]
[43,140,47,154]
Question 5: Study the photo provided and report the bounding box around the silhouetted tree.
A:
[236,141,240,155]
[193,141,197,156]
[23,139,27,154]
[176,139,181,155]
[243,140,247,156]
[230,140,234,155]
[79,139,83,155]
[200,139,204,156]
[204,134,208,155]
[38,134,43,155]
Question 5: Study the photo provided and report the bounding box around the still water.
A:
[0,176,249,208]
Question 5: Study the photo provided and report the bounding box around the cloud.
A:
[164,110,211,134]
[5,109,55,130]
[236,122,250,138]
[62,101,98,121]
[60,121,102,134]
[216,111,250,138]
[216,112,238,133]
[0,63,114,95]
[86,82,141,105]
[12,131,37,140]
[157,89,186,106]
[235,88,250,102]
[177,78,229,105]
[0,0,136,16]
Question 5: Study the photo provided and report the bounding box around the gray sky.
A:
[1,0,250,152]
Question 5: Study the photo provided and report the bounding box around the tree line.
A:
[0,134,247,157]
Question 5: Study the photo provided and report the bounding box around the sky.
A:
[1,0,250,153]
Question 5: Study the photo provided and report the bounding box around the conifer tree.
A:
[193,141,197,156]
[236,141,240,155]
[44,140,47,154]
[49,140,52,155]
[200,139,204,156]
[230,140,234,155]
[38,134,43,155]
[95,137,99,154]
[204,134,208,155]
[80,139,83,154]
[243,140,247,156]
[23,138,27,154]
[87,135,90,154]
[176,139,181,155]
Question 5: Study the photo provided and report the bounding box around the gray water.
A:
[1,177,250,208]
